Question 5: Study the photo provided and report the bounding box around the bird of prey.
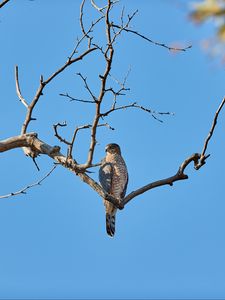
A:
[99,143,128,237]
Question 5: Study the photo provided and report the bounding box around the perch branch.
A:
[0,133,122,208]
[0,88,224,208]
[120,96,225,206]
[122,153,200,206]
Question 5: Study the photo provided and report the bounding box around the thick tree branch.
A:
[0,94,224,208]
[0,133,83,173]
[2,1,224,215]
[0,133,36,152]
[0,0,10,9]
[78,172,124,209]
[0,133,122,208]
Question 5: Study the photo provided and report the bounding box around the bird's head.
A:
[105,143,121,155]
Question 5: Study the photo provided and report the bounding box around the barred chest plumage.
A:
[105,152,128,199]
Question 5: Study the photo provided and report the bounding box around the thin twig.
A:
[20,47,97,135]
[80,0,87,35]
[109,67,131,88]
[91,0,107,14]
[59,93,95,104]
[112,24,192,52]
[201,97,225,157]
[53,122,71,145]
[101,101,174,122]
[68,123,114,159]
[69,1,104,59]
[68,124,92,159]
[111,10,138,44]
[15,66,29,108]
[0,165,57,199]
[76,73,97,102]
[195,96,225,169]
[106,68,131,108]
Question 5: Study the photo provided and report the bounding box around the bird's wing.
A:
[121,172,128,199]
[99,161,113,193]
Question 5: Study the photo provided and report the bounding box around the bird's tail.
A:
[106,213,116,237]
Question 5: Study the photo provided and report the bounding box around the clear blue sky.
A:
[0,0,225,299]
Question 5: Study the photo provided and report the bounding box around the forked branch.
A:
[0,95,224,207]
[16,48,97,136]
[120,97,225,207]
[2,1,223,210]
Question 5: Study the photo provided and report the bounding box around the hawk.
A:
[99,143,128,237]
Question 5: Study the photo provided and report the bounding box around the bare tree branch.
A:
[84,0,115,168]
[69,0,104,58]
[0,0,10,9]
[20,47,97,136]
[59,93,95,104]
[53,121,114,161]
[2,1,224,220]
[195,96,225,170]
[111,24,192,52]
[91,0,108,14]
[0,133,122,208]
[76,72,97,102]
[0,133,82,172]
[0,165,57,199]
[101,101,174,123]
[120,96,225,206]
[15,66,29,109]
[53,122,71,146]
[0,91,224,207]
[122,153,200,206]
